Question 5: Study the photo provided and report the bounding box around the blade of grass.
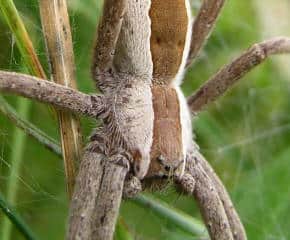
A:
[1,0,82,199]
[0,2,48,238]
[114,217,134,240]
[0,96,61,156]
[0,0,80,236]
[0,192,37,240]
[133,195,208,238]
[0,1,48,237]
[0,97,30,240]
[39,0,82,198]
[0,0,56,118]
[0,0,46,78]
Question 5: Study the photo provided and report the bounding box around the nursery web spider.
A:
[0,0,290,240]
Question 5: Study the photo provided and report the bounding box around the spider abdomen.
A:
[149,0,192,85]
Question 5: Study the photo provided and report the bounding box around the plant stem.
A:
[0,192,37,240]
[0,1,47,237]
[0,96,61,156]
[114,217,134,240]
[39,0,83,198]
[0,0,46,78]
[1,98,31,240]
[1,0,83,199]
[133,194,208,237]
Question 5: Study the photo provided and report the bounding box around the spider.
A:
[0,0,290,240]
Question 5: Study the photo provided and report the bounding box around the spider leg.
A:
[192,148,247,240]
[69,134,132,240]
[90,152,130,240]
[0,71,105,118]
[92,0,127,78]
[188,37,290,113]
[186,0,225,67]
[180,149,235,240]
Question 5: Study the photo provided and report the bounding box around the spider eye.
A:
[134,163,140,174]
[157,155,165,163]
[164,165,171,172]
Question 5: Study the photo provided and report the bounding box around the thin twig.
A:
[0,192,37,240]
[188,37,290,112]
[186,0,225,67]
[39,0,83,198]
[0,71,105,118]
[0,96,61,156]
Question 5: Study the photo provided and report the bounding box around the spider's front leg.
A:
[0,71,105,118]
[69,130,141,240]
[89,131,142,199]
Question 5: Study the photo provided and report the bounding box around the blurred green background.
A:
[1,0,290,239]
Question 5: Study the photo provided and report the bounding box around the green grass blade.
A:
[0,1,50,238]
[0,186,37,240]
[114,218,134,240]
[0,0,46,78]
[0,96,61,156]
[1,97,31,240]
[133,195,208,238]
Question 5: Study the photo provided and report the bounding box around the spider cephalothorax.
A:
[91,0,193,181]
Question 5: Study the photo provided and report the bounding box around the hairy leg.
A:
[90,153,129,240]
[68,134,133,240]
[190,146,247,240]
[188,37,290,112]
[0,71,105,118]
[186,0,225,67]
[178,150,235,240]
[92,0,127,76]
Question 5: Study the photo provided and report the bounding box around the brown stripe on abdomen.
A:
[149,0,189,84]
[146,85,183,178]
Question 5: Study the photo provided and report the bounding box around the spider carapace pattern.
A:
[0,0,290,239]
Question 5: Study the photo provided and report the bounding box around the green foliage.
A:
[0,192,37,240]
[0,0,290,239]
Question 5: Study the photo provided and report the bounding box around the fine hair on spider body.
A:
[1,0,290,239]
[91,0,194,181]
